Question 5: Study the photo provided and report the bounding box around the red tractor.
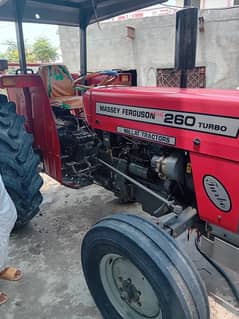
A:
[0,1,238,319]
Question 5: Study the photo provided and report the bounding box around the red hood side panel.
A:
[84,87,239,162]
[84,86,239,233]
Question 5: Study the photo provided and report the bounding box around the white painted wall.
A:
[176,0,234,8]
[203,0,234,9]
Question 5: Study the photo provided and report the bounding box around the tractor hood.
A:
[0,0,167,27]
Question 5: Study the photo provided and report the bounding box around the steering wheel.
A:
[73,70,119,88]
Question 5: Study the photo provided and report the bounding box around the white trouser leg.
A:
[0,175,17,272]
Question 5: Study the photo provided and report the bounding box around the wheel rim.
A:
[100,254,163,319]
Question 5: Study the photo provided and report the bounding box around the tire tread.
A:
[0,97,43,228]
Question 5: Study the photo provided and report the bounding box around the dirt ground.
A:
[1,174,239,319]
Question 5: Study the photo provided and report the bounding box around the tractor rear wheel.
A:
[82,214,210,319]
[0,96,43,228]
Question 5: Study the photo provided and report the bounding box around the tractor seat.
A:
[38,64,83,110]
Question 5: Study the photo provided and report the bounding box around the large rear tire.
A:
[0,96,43,228]
[82,214,210,319]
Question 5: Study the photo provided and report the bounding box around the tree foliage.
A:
[32,37,58,63]
[0,40,19,62]
[0,37,58,63]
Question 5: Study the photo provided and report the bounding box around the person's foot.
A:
[0,267,23,281]
[0,292,8,305]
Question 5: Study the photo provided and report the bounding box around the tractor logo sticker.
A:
[117,126,176,145]
[96,102,239,138]
[203,175,231,212]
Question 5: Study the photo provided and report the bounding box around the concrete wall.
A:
[202,0,234,8]
[59,7,239,88]
[176,0,234,8]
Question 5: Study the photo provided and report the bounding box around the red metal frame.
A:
[1,72,239,234]
[0,74,62,183]
[0,71,132,182]
[84,86,239,234]
[8,62,41,67]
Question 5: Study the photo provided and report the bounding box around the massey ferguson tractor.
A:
[0,1,238,318]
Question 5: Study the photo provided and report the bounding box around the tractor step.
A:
[158,207,197,237]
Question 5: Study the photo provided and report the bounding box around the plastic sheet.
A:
[0,175,17,271]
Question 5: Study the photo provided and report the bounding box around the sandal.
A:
[0,267,23,281]
[0,292,8,305]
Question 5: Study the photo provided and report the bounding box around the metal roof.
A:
[0,0,167,27]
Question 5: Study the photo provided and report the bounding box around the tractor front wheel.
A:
[82,214,210,319]
[0,96,43,228]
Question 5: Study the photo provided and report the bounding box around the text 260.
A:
[164,113,196,126]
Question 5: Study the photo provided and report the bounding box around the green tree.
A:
[0,37,58,63]
[0,40,35,62]
[32,37,58,63]
[2,40,19,62]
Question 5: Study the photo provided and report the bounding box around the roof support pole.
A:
[14,0,27,72]
[80,25,87,76]
[184,0,191,7]
[79,8,93,79]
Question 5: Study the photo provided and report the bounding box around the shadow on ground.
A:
[1,174,238,319]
